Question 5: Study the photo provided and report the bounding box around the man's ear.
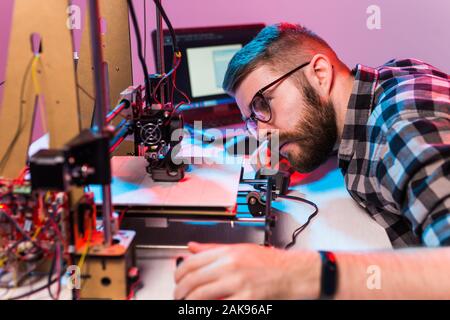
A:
[305,54,334,96]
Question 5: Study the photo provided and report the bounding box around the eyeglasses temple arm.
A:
[259,61,311,93]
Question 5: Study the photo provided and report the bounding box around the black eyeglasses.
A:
[244,61,310,137]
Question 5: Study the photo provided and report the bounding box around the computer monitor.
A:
[151,24,265,108]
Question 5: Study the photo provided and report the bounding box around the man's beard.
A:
[277,80,338,173]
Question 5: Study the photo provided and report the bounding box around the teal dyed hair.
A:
[222,23,333,94]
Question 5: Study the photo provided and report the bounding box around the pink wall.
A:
[1,0,450,108]
[131,0,450,85]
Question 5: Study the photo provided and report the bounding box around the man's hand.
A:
[174,242,321,300]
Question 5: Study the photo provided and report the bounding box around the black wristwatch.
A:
[318,251,338,299]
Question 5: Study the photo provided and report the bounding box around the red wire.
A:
[109,136,126,154]
[118,209,127,228]
[52,244,62,300]
[151,59,179,105]
[126,279,140,300]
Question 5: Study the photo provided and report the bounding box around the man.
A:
[174,23,450,299]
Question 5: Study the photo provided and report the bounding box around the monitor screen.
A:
[186,44,242,98]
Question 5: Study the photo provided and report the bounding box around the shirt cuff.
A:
[422,214,450,247]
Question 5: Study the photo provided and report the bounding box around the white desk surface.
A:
[131,155,393,300]
[15,133,393,300]
[91,156,242,211]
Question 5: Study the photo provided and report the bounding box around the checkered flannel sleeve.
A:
[377,112,450,246]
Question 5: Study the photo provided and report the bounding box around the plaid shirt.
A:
[338,58,450,248]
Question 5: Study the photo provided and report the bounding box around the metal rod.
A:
[169,217,266,224]
[155,0,166,105]
[136,245,188,250]
[101,184,113,245]
[88,0,112,246]
[109,136,126,154]
[264,177,274,246]
[109,120,132,153]
[106,100,129,124]
[88,0,107,132]
[241,179,268,185]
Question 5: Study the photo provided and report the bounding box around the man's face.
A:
[234,64,338,173]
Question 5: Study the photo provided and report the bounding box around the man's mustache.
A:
[266,131,305,151]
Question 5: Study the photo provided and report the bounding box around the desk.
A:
[130,155,392,300]
[7,134,392,300]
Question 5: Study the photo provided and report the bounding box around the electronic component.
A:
[135,112,185,181]
[29,150,68,191]
[152,24,264,106]
[73,230,136,300]
[255,169,291,196]
[65,130,111,186]
[0,0,141,300]
[124,0,188,182]
[29,130,111,191]
[246,191,266,217]
[131,80,185,182]
[0,175,71,290]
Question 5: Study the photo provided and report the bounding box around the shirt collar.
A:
[338,64,379,165]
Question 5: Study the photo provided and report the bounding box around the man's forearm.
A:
[332,247,450,299]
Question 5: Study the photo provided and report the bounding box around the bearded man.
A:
[174,23,450,300]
